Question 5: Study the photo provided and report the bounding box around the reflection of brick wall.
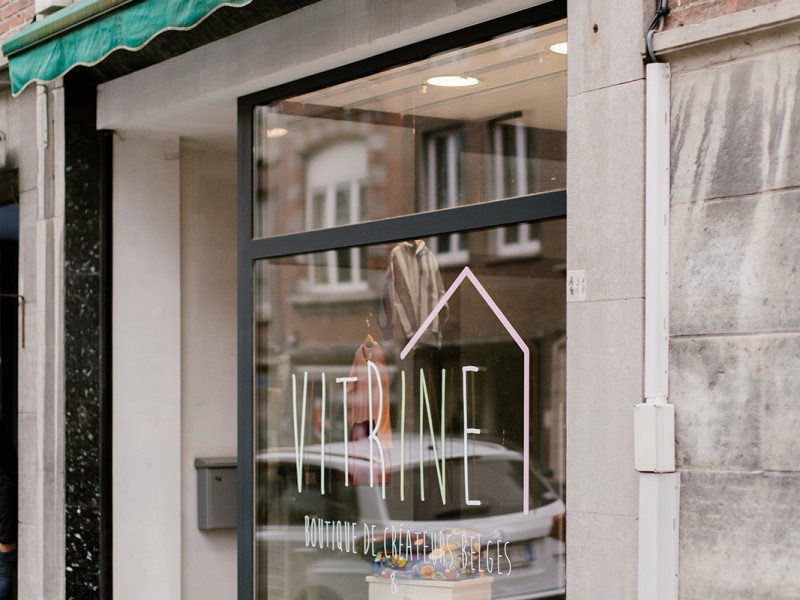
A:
[0,0,35,44]
[665,0,781,29]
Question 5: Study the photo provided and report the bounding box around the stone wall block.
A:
[753,335,800,471]
[671,189,800,335]
[567,81,645,302]
[679,470,800,599]
[566,299,642,517]
[671,48,800,205]
[17,186,37,297]
[671,334,800,471]
[16,523,37,599]
[566,512,638,600]
[567,0,648,95]
[42,466,63,600]
[6,84,38,195]
[16,411,36,525]
[671,338,761,470]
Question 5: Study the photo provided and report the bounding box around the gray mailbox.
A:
[195,457,237,530]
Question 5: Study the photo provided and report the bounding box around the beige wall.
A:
[112,133,182,600]
[112,133,238,600]
[179,139,238,599]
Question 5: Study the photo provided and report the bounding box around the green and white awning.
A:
[2,0,253,95]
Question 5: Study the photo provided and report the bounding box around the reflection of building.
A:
[0,0,798,599]
[253,86,567,488]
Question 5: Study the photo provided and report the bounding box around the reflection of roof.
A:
[257,434,522,471]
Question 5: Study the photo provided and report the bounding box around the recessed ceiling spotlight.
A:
[549,42,568,55]
[425,75,480,88]
[267,127,288,138]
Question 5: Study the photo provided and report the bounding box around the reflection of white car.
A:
[257,436,565,600]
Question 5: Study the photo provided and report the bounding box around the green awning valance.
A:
[2,0,253,95]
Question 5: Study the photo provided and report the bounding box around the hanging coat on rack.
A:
[378,240,447,347]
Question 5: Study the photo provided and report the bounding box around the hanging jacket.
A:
[378,240,447,347]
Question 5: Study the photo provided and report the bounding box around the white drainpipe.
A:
[634,62,680,600]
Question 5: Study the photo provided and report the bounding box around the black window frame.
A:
[236,3,567,598]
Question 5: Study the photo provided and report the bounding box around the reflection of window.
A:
[425,130,468,265]
[497,221,541,256]
[306,141,368,291]
[494,121,542,256]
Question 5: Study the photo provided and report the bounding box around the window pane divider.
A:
[246,189,565,260]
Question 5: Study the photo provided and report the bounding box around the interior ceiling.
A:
[95,15,566,144]
[289,20,567,131]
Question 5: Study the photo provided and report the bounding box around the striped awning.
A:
[2,0,254,95]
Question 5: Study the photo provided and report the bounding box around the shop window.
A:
[247,11,567,600]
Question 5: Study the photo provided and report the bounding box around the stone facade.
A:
[662,2,800,598]
[0,0,798,599]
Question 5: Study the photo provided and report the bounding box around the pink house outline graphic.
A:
[400,266,532,514]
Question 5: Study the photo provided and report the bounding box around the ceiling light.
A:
[267,127,288,138]
[425,75,480,88]
[549,42,568,55]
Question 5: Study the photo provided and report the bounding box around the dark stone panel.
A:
[64,271,102,511]
[64,273,100,375]
[64,71,111,598]
[64,401,101,509]
[65,504,101,599]
[64,69,102,276]
[63,209,101,275]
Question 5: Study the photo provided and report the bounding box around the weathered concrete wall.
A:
[7,80,66,600]
[667,15,800,600]
[565,0,649,598]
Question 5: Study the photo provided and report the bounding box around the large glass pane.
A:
[254,221,566,600]
[253,21,567,238]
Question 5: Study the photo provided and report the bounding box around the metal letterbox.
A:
[195,457,237,530]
